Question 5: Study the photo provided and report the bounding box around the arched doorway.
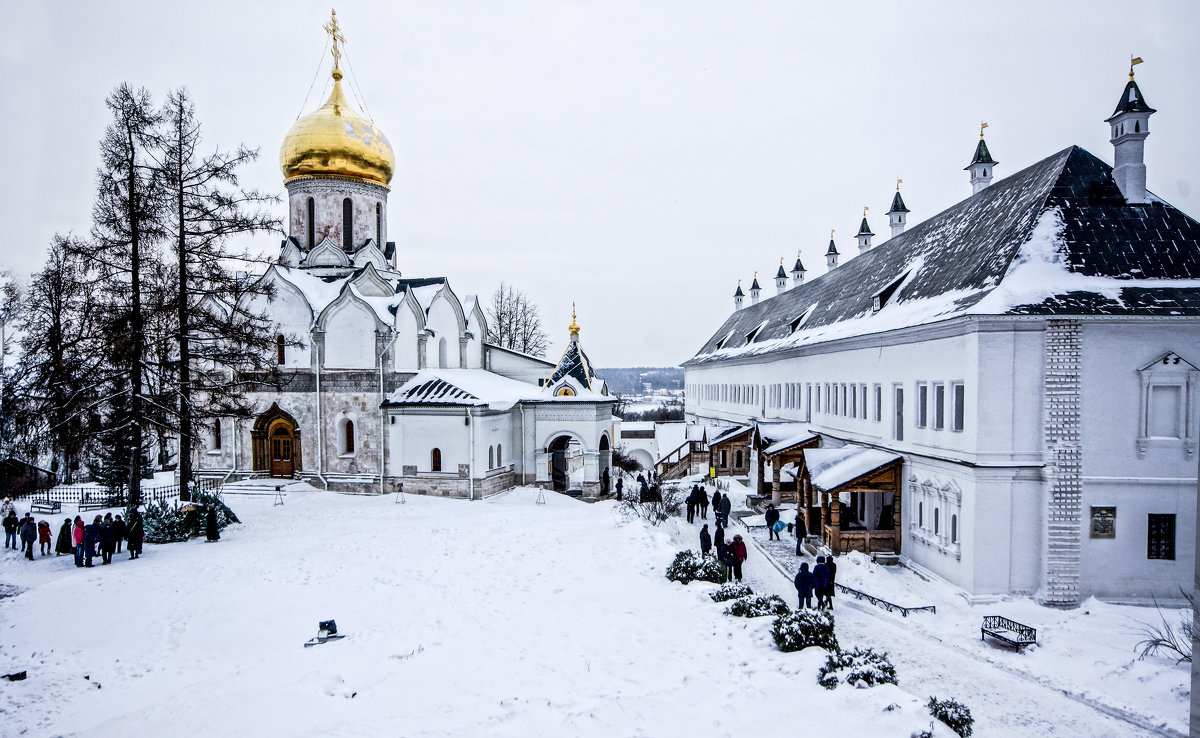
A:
[598,434,611,495]
[251,404,302,478]
[547,435,585,491]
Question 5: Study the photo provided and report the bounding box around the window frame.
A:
[951,381,965,432]
[916,382,928,428]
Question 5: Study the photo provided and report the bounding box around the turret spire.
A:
[733,279,744,311]
[791,250,806,287]
[1106,56,1155,204]
[775,257,788,295]
[857,205,874,253]
[965,122,998,194]
[888,178,910,238]
[825,229,839,270]
[750,272,762,305]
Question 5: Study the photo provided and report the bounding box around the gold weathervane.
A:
[862,205,869,219]
[829,229,835,240]
[896,177,903,191]
[980,121,988,139]
[1130,55,1143,80]
[569,303,580,336]
[324,9,346,79]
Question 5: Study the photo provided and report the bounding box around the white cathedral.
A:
[683,65,1199,606]
[196,28,616,499]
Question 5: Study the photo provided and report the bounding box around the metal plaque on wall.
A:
[1090,506,1116,538]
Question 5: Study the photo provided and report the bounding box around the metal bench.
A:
[79,495,123,512]
[30,499,61,514]
[981,615,1037,651]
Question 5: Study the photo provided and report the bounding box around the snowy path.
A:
[691,515,1186,737]
[3,489,954,737]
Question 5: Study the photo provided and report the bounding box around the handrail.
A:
[834,582,936,617]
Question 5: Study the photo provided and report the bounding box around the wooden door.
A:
[269,422,295,478]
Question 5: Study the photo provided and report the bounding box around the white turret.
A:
[856,207,874,253]
[825,231,839,270]
[791,252,806,287]
[1105,57,1155,205]
[750,274,762,305]
[887,179,910,238]
[774,260,788,295]
[965,122,998,194]
[733,280,744,311]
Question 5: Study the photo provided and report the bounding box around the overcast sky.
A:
[4,1,1199,367]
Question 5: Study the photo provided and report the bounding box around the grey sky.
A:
[3,1,1199,367]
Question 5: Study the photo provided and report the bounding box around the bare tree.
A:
[153,88,281,496]
[486,282,549,357]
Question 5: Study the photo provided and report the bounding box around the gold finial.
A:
[980,121,988,139]
[896,177,903,192]
[780,256,784,266]
[862,205,869,218]
[324,9,346,81]
[1130,55,1143,80]
[829,228,835,240]
[568,302,579,336]
[738,279,742,286]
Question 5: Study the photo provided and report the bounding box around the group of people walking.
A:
[793,555,837,610]
[2,497,144,567]
[697,521,748,583]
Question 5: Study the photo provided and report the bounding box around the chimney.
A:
[1105,58,1155,205]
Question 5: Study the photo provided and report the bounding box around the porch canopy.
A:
[800,445,903,556]
[757,424,819,504]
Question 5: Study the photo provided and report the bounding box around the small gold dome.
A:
[280,73,394,187]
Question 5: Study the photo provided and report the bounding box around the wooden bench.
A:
[981,615,1036,651]
[30,499,61,514]
[79,495,123,512]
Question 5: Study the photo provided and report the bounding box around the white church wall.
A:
[323,300,377,369]
[287,178,388,253]
[393,304,421,372]
[486,346,554,385]
[426,296,462,369]
[248,282,312,369]
[466,311,485,369]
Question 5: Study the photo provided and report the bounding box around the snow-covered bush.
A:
[816,647,898,690]
[770,609,838,653]
[665,550,724,584]
[927,696,973,737]
[619,485,684,526]
[709,583,754,603]
[141,488,239,544]
[726,594,790,618]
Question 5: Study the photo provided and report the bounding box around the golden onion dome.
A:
[280,71,394,187]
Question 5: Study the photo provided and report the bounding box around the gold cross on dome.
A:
[324,9,346,75]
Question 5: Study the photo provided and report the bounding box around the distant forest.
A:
[599,367,684,396]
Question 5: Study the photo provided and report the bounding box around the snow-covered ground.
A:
[0,480,1188,736]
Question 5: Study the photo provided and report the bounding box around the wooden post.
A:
[771,457,781,506]
[756,444,765,495]
[830,492,841,554]
[892,489,902,554]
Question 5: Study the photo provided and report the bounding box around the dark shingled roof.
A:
[750,277,761,290]
[686,145,1200,365]
[793,257,806,273]
[391,377,479,403]
[1107,79,1156,120]
[825,239,839,256]
[966,139,998,168]
[889,191,909,213]
[858,217,874,236]
[548,341,602,391]
[776,264,788,279]
[734,284,744,297]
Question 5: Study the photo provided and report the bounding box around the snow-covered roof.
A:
[387,369,611,410]
[804,446,902,492]
[486,343,556,368]
[654,422,687,457]
[687,146,1200,366]
[761,425,820,456]
[707,425,752,445]
[274,266,346,316]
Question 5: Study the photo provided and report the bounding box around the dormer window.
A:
[872,271,910,313]
[745,325,763,344]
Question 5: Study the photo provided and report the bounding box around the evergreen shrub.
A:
[726,594,791,618]
[816,647,898,690]
[141,487,239,544]
[665,550,724,584]
[771,609,838,653]
[709,583,754,603]
[927,696,973,737]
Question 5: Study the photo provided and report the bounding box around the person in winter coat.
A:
[699,486,709,519]
[685,487,697,524]
[717,494,732,527]
[3,510,19,549]
[0,497,14,519]
[765,504,781,541]
[813,556,831,609]
[824,554,838,609]
[699,524,712,556]
[84,515,102,567]
[20,515,37,559]
[112,514,127,554]
[99,515,116,564]
[205,508,220,542]
[37,519,52,555]
[711,491,721,522]
[55,518,73,556]
[127,511,144,559]
[615,476,624,501]
[716,540,735,583]
[793,562,816,609]
[794,512,808,556]
[73,517,85,567]
[730,534,748,583]
[714,522,725,553]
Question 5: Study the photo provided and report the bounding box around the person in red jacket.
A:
[37,520,52,555]
[72,516,85,568]
[730,534,748,583]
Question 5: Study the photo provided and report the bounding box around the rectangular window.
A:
[916,382,928,428]
[1148,513,1176,560]
[842,384,848,416]
[833,385,840,416]
[860,385,868,419]
[933,383,946,430]
[807,384,813,415]
[825,384,830,412]
[1149,385,1183,438]
[874,384,882,422]
[849,385,857,418]
[951,382,965,432]
[893,385,904,441]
